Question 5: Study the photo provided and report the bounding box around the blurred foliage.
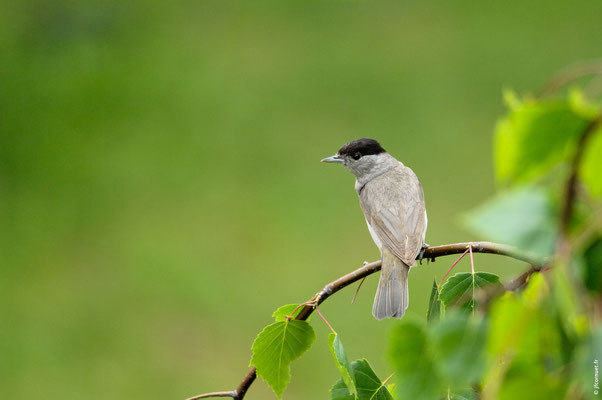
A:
[581,239,602,293]
[485,275,567,400]
[2,1,602,399]
[388,313,487,399]
[582,130,602,197]
[463,185,557,257]
[494,90,594,184]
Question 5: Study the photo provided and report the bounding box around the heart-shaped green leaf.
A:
[250,319,316,398]
[439,272,501,311]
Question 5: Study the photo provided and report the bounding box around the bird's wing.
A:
[359,165,427,266]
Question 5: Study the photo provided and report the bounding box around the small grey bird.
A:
[322,138,427,319]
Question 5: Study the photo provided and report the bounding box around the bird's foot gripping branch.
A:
[191,67,602,399]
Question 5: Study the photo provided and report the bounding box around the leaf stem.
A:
[469,243,475,275]
[439,249,469,288]
[287,301,336,334]
[286,301,316,321]
[314,305,336,334]
[382,372,394,386]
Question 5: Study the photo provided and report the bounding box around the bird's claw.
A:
[418,243,430,265]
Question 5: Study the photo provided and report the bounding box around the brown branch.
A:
[559,116,601,238]
[187,241,545,400]
[186,392,237,400]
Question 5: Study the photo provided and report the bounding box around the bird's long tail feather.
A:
[372,248,409,320]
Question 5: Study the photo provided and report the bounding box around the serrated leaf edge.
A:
[249,320,316,398]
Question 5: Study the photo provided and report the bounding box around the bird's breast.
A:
[365,218,383,250]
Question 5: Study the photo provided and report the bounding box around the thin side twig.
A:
[351,276,367,304]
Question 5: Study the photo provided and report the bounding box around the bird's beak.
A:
[321,154,343,164]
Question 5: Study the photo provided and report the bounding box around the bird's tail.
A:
[372,248,409,320]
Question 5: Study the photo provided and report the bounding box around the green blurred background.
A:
[1,1,601,399]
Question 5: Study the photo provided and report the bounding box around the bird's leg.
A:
[418,243,430,265]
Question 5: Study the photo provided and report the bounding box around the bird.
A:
[321,138,427,319]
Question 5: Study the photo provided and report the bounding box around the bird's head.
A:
[321,138,393,179]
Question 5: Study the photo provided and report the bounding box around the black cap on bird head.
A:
[337,138,386,158]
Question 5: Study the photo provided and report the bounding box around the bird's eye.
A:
[352,152,361,160]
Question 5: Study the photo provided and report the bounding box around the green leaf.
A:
[250,319,316,398]
[581,126,602,197]
[447,388,478,400]
[498,365,566,400]
[439,272,501,311]
[328,333,357,398]
[494,94,593,184]
[462,185,557,258]
[386,383,396,397]
[487,292,532,357]
[272,303,308,321]
[426,279,442,323]
[389,319,443,400]
[553,264,589,340]
[580,237,602,293]
[575,328,602,398]
[568,88,602,120]
[502,87,522,110]
[331,359,393,400]
[430,313,487,388]
[485,275,567,398]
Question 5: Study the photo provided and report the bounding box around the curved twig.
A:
[187,241,545,399]
[536,59,602,97]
